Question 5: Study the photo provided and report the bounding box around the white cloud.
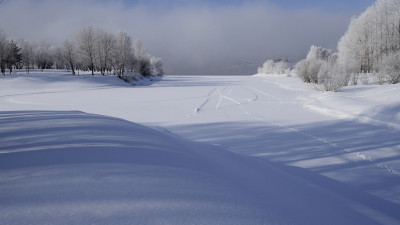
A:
[0,0,353,74]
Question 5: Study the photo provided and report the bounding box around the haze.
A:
[0,0,374,75]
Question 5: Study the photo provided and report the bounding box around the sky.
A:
[0,0,375,75]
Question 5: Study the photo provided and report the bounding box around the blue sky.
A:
[0,0,376,74]
[118,0,375,12]
[268,0,375,12]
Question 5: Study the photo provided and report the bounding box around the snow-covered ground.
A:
[1,70,400,224]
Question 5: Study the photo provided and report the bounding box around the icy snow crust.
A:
[1,70,400,224]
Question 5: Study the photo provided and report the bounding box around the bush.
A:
[320,63,347,92]
[150,57,163,76]
[294,58,323,84]
[295,46,335,84]
[295,59,310,82]
[258,59,288,75]
[376,52,400,84]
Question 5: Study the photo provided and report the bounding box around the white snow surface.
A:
[1,70,400,224]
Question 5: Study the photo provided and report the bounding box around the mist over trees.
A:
[0,26,163,79]
[295,0,400,91]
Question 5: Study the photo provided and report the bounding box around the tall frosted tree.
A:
[63,39,77,75]
[338,0,400,75]
[19,40,34,74]
[77,26,96,75]
[113,31,132,78]
[95,29,115,75]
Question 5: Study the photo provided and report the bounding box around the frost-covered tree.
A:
[258,60,275,74]
[34,41,53,71]
[295,45,347,91]
[295,45,334,84]
[0,27,164,79]
[338,0,400,77]
[375,51,400,83]
[95,29,115,75]
[19,40,34,74]
[113,31,132,79]
[133,40,152,76]
[77,26,96,75]
[150,56,163,76]
[257,59,289,75]
[52,47,66,70]
[63,39,77,75]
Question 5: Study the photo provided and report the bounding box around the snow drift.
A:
[0,110,387,225]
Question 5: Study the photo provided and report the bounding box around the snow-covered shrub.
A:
[294,58,323,84]
[258,59,288,75]
[360,73,369,85]
[350,73,359,86]
[318,62,347,92]
[317,61,330,84]
[307,59,323,83]
[295,59,310,82]
[285,68,291,77]
[275,61,287,74]
[376,51,400,84]
[295,46,334,84]
[150,56,163,76]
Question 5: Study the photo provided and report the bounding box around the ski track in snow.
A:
[202,82,400,177]
[194,88,216,114]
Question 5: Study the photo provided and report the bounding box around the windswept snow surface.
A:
[1,70,400,224]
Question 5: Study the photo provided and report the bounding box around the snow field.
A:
[1,70,400,224]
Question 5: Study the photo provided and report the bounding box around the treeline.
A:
[295,0,400,91]
[0,26,163,80]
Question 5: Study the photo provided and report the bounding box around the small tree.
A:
[133,40,152,76]
[150,56,163,76]
[0,31,7,75]
[5,41,22,74]
[257,59,288,75]
[295,45,334,84]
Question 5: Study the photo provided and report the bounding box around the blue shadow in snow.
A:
[168,119,400,222]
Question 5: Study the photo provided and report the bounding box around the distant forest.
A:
[0,26,163,80]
